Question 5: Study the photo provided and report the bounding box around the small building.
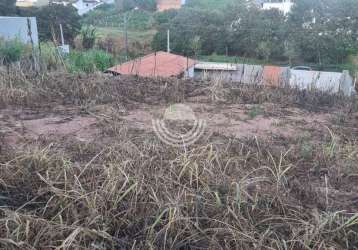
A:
[16,0,49,7]
[194,62,264,85]
[262,0,294,14]
[194,62,240,81]
[107,51,196,78]
[0,16,39,45]
[157,0,185,12]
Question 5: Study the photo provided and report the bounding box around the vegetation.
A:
[153,0,358,65]
[65,49,113,73]
[0,0,17,16]
[18,4,81,45]
[80,26,97,50]
[83,8,153,31]
[0,38,28,66]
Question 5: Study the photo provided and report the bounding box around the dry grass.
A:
[0,72,357,249]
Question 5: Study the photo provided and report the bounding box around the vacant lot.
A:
[0,72,357,249]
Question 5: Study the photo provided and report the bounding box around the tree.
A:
[228,5,287,61]
[0,0,17,16]
[19,5,81,45]
[288,0,358,64]
[152,8,227,56]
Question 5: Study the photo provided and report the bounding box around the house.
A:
[0,17,39,45]
[72,0,103,15]
[157,0,185,12]
[262,0,294,14]
[107,51,196,78]
[16,0,49,7]
[51,0,106,15]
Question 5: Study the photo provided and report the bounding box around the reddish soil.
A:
[0,102,332,148]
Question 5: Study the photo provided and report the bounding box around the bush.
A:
[39,42,65,71]
[81,26,97,50]
[0,38,28,65]
[66,49,113,73]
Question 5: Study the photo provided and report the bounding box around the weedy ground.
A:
[0,70,358,249]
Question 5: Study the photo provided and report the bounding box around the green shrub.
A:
[66,49,113,73]
[0,38,28,65]
[39,42,65,70]
[81,26,97,50]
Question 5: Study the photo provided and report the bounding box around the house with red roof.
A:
[107,51,196,78]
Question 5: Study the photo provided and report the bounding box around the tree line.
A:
[152,0,358,65]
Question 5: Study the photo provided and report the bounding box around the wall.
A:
[0,17,39,45]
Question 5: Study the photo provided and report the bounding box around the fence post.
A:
[27,18,39,72]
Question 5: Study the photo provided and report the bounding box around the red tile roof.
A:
[107,51,196,78]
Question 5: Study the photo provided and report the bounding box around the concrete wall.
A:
[0,17,38,45]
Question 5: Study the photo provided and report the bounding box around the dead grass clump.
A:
[0,132,357,249]
[1,72,356,113]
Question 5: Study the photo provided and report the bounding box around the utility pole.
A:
[124,14,129,61]
[59,24,65,46]
[167,29,170,53]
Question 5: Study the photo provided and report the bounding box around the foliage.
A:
[65,49,113,73]
[115,0,156,12]
[0,38,28,65]
[153,9,178,26]
[39,42,65,71]
[82,8,153,31]
[81,26,97,50]
[152,8,228,56]
[0,0,17,16]
[18,4,81,45]
[152,0,358,65]
[288,0,358,64]
[185,0,237,10]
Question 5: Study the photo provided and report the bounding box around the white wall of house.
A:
[262,0,293,14]
[184,66,195,78]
